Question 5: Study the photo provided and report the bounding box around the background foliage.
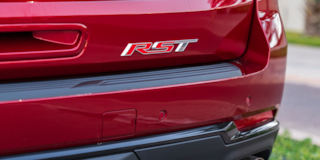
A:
[270,130,320,160]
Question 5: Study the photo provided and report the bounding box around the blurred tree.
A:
[305,0,320,36]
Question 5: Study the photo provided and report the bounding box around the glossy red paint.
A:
[0,0,287,157]
[102,109,137,140]
[0,0,253,80]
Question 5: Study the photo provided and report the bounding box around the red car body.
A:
[0,0,286,159]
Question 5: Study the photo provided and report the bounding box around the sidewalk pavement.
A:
[278,44,320,145]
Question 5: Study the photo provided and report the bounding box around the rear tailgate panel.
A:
[0,0,253,80]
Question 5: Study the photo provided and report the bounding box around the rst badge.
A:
[121,39,198,56]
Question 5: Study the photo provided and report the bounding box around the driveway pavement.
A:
[278,44,320,144]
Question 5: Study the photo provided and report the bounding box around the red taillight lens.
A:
[234,110,274,131]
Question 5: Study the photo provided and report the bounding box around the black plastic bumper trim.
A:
[0,63,241,102]
[82,152,139,160]
[0,120,279,160]
[135,130,278,160]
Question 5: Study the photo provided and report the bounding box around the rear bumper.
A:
[0,120,279,160]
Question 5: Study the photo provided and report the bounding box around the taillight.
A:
[234,110,274,131]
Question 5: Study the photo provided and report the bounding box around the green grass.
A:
[270,130,320,160]
[286,31,320,47]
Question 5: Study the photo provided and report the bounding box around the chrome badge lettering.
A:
[121,39,198,56]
